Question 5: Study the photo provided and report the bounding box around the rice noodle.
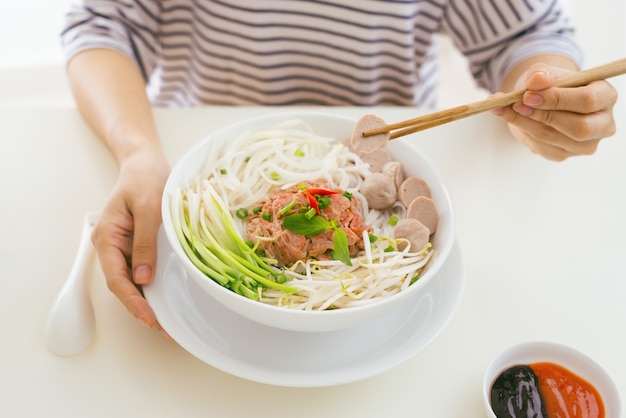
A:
[176,119,434,310]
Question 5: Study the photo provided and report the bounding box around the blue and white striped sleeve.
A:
[442,0,583,92]
[60,0,161,82]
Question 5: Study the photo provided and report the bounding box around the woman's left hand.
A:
[493,62,618,161]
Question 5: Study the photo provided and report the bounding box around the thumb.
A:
[523,63,558,91]
[131,210,162,286]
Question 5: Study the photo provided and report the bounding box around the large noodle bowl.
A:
[171,119,435,311]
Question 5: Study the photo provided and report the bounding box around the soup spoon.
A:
[44,212,99,357]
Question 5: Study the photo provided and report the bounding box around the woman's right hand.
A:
[92,147,170,329]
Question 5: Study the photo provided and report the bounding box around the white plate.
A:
[145,227,464,387]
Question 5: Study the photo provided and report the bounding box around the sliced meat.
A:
[393,218,431,252]
[245,178,373,266]
[351,114,389,154]
[382,161,406,189]
[406,196,439,234]
[247,218,310,261]
[398,176,431,207]
[360,148,391,172]
[360,172,397,210]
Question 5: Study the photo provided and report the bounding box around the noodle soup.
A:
[162,111,455,332]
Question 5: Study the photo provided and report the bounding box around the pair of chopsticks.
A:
[362,57,626,140]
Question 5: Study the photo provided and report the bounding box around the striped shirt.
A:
[60,0,582,107]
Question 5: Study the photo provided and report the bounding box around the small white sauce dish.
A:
[482,341,622,418]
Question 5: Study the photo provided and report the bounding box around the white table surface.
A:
[1,104,624,417]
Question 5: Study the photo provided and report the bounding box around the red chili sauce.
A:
[531,362,605,418]
[490,362,605,418]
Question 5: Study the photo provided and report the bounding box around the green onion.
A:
[304,208,317,220]
[342,191,353,200]
[252,206,262,214]
[236,208,249,219]
[294,149,305,157]
[317,195,332,210]
[388,215,399,226]
[261,213,272,221]
[219,169,227,175]
[171,188,297,300]
[270,171,280,181]
[279,200,297,216]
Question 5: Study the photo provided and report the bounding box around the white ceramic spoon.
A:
[45,212,99,357]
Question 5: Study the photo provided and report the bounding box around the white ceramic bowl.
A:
[483,341,622,418]
[161,111,456,332]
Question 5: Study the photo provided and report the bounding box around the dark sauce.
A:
[490,363,605,418]
[490,365,547,418]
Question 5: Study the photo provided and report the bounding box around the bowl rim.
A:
[160,110,457,326]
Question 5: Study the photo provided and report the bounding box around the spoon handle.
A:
[66,213,98,290]
[44,213,99,357]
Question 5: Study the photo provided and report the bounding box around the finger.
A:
[507,123,575,161]
[511,103,616,142]
[522,80,618,114]
[93,224,159,328]
[494,107,600,158]
[521,139,574,162]
[523,64,558,91]
[130,205,163,287]
[109,273,158,328]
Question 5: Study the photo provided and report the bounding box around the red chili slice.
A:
[306,188,339,196]
[305,190,320,216]
[303,188,339,216]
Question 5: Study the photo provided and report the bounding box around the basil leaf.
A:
[282,213,332,236]
[331,228,352,266]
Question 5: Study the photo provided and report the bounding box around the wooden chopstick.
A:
[363,57,626,140]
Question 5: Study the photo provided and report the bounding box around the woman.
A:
[61,0,618,331]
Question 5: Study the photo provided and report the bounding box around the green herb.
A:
[294,149,305,157]
[368,233,378,243]
[388,215,399,226]
[282,213,351,266]
[342,191,353,200]
[252,206,262,214]
[244,156,251,163]
[270,171,280,181]
[331,228,352,265]
[261,213,272,221]
[282,213,333,236]
[317,195,332,210]
[219,169,228,175]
